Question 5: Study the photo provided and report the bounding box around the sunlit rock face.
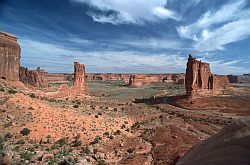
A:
[185,54,229,98]
[0,31,21,81]
[72,62,88,94]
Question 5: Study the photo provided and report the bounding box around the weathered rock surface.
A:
[177,117,250,165]
[19,67,48,87]
[185,54,229,97]
[0,31,21,81]
[72,62,88,94]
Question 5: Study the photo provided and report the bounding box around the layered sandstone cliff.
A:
[19,67,48,87]
[0,31,21,81]
[185,54,229,97]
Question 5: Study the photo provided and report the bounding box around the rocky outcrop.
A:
[129,74,146,86]
[72,62,88,94]
[227,75,239,83]
[19,67,48,87]
[185,54,229,97]
[177,117,250,165]
[0,31,21,81]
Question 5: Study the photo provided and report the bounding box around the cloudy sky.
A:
[0,0,250,74]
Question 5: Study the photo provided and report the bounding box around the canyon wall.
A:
[185,54,229,97]
[19,67,48,87]
[0,32,21,81]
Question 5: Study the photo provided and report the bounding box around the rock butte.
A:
[0,31,21,81]
[19,67,48,87]
[185,54,230,98]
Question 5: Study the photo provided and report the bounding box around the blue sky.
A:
[0,0,250,74]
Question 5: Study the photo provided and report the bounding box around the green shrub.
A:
[8,89,17,94]
[29,93,36,98]
[56,137,68,147]
[20,128,31,136]
[81,146,90,154]
[4,133,13,139]
[4,121,13,128]
[73,139,82,147]
[20,151,34,161]
[73,104,79,108]
[127,148,135,154]
[0,88,5,92]
[97,160,106,165]
[114,130,121,135]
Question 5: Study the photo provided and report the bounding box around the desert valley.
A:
[0,31,249,165]
[1,0,250,165]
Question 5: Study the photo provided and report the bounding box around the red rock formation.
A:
[0,31,21,81]
[129,74,146,86]
[19,67,48,87]
[185,54,229,97]
[72,62,87,94]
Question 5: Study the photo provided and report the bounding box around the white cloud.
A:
[20,39,248,74]
[177,0,250,51]
[118,37,186,50]
[71,0,180,24]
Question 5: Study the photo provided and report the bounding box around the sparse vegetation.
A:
[7,89,17,94]
[56,137,68,147]
[73,104,79,108]
[20,128,31,136]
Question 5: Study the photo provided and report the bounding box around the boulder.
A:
[177,117,250,165]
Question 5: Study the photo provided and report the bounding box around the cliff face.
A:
[0,32,21,81]
[19,67,48,87]
[185,54,229,97]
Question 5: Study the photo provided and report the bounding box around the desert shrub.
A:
[114,130,121,135]
[93,136,101,144]
[121,124,126,129]
[48,160,56,165]
[81,146,90,154]
[4,133,13,139]
[73,104,79,108]
[7,89,17,94]
[4,121,13,128]
[20,151,34,161]
[73,139,82,147]
[56,137,68,147]
[131,122,140,130]
[127,148,135,154]
[20,128,31,136]
[103,132,109,136]
[97,160,106,165]
[0,88,5,92]
[60,148,70,156]
[29,93,36,98]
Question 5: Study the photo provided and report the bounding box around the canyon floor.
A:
[0,77,250,165]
